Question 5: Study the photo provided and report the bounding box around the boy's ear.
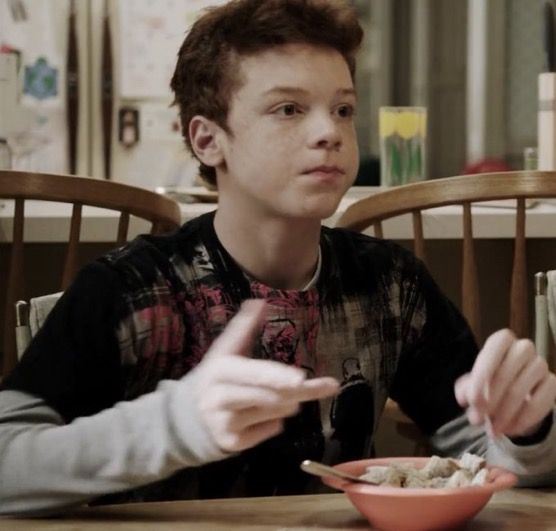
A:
[188,116,225,168]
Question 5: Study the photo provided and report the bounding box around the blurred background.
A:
[354,0,551,184]
[0,0,552,187]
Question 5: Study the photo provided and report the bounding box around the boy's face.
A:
[216,43,359,220]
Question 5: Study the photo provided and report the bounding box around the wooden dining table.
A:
[2,488,556,530]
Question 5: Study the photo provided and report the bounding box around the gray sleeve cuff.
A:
[430,410,556,487]
[486,410,556,485]
[163,375,230,463]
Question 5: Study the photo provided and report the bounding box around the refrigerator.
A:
[0,0,227,189]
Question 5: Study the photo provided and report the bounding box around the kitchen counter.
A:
[1,187,556,242]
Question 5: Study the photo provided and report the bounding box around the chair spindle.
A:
[117,212,130,245]
[462,202,481,342]
[412,210,425,262]
[510,198,527,337]
[62,203,82,290]
[373,221,383,239]
[4,199,25,374]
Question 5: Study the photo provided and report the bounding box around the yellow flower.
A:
[379,110,397,138]
[396,111,421,139]
[379,108,427,139]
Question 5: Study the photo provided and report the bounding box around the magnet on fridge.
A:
[118,107,139,147]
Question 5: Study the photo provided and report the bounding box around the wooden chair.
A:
[338,171,556,341]
[336,171,556,454]
[1,170,182,376]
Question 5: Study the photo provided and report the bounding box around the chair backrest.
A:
[1,170,182,376]
[336,171,556,344]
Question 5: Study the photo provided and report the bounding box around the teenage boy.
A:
[1,0,556,516]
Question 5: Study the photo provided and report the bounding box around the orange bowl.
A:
[322,457,517,531]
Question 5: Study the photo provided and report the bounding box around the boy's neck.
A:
[213,205,322,291]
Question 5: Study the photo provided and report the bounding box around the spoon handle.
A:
[300,459,378,485]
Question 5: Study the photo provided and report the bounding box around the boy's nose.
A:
[309,114,342,150]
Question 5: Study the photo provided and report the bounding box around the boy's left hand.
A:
[454,329,556,438]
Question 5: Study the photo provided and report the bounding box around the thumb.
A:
[454,372,487,426]
[454,372,471,408]
[208,299,267,358]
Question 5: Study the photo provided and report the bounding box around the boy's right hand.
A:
[186,300,339,453]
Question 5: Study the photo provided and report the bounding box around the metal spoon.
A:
[300,459,380,486]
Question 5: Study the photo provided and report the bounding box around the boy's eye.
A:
[274,103,300,116]
[337,104,355,118]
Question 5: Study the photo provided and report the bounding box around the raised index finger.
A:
[466,329,516,405]
[208,299,267,358]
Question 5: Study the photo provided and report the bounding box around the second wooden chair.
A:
[1,170,182,376]
[336,171,556,454]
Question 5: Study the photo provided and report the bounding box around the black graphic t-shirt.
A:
[4,211,478,502]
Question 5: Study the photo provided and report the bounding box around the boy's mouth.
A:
[302,165,345,176]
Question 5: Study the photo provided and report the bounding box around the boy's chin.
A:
[295,199,343,221]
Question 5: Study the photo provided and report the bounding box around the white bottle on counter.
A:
[538,72,556,170]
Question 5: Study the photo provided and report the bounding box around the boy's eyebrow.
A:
[262,87,357,98]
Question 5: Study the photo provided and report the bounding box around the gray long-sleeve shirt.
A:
[2,386,556,516]
[0,376,227,515]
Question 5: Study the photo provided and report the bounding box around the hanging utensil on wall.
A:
[66,0,79,174]
[101,0,113,179]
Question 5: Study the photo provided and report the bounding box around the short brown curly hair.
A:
[170,0,363,188]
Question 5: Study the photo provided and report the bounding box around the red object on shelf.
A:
[463,159,511,174]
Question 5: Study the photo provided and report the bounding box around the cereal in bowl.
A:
[359,453,488,488]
